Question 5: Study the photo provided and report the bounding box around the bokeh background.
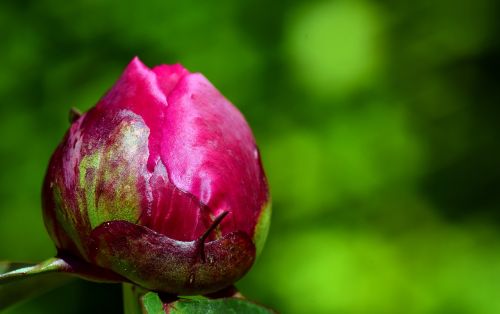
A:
[1,0,499,313]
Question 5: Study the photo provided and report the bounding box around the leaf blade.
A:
[141,292,165,314]
[166,298,275,314]
[0,259,74,310]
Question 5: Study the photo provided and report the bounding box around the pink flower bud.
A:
[42,57,271,294]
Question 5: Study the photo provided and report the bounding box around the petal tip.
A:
[152,63,190,96]
[124,56,151,75]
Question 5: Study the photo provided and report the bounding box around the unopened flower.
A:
[42,57,271,295]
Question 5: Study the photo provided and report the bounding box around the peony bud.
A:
[42,57,271,295]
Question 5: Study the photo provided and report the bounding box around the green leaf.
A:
[141,292,165,314]
[0,255,124,285]
[166,298,275,314]
[123,284,166,314]
[0,256,124,310]
[0,258,67,283]
[122,284,274,314]
[0,262,35,274]
[0,259,73,310]
[123,283,166,314]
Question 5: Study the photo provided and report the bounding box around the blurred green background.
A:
[1,0,499,313]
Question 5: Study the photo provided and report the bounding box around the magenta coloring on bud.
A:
[42,57,271,294]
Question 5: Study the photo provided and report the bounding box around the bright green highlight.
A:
[287,0,383,97]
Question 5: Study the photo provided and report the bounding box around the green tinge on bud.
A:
[253,202,272,257]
